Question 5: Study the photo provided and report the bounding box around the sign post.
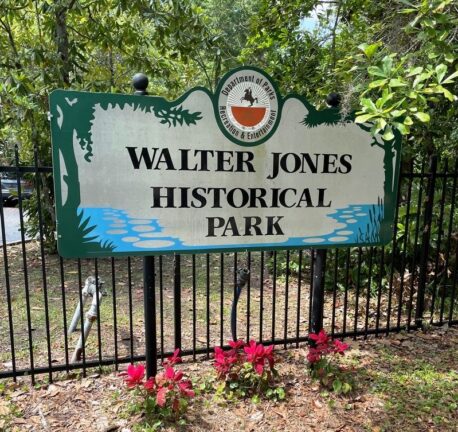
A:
[310,92,340,336]
[132,73,157,377]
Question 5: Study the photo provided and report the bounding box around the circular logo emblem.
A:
[215,68,280,146]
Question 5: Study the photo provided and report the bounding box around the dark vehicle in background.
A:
[0,174,33,206]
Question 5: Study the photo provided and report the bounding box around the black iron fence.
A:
[0,149,457,383]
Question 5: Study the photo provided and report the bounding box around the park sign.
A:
[50,67,401,258]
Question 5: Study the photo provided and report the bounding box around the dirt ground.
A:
[1,326,457,432]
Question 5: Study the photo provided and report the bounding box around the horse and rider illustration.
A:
[240,87,258,106]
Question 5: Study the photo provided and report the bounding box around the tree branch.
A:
[0,16,21,68]
[331,0,342,72]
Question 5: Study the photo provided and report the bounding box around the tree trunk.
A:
[55,2,71,86]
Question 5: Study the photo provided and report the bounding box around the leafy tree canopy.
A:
[242,0,458,158]
[0,0,456,250]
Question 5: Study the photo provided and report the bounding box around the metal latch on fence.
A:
[67,276,105,363]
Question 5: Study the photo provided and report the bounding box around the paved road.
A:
[0,207,29,245]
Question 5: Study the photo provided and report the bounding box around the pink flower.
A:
[333,339,349,355]
[244,340,274,375]
[307,347,321,364]
[164,366,183,382]
[228,339,245,350]
[156,386,168,407]
[155,371,166,387]
[125,364,145,387]
[163,348,182,367]
[178,380,195,397]
[144,377,155,392]
[243,340,263,362]
[214,346,237,377]
[309,329,329,346]
[264,345,275,369]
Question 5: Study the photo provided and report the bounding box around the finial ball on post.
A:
[326,92,341,108]
[132,73,149,95]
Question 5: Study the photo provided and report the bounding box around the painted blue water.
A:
[79,203,382,252]
[298,203,383,245]
[79,207,183,253]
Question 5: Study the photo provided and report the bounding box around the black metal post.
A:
[133,73,157,377]
[310,249,327,336]
[415,154,437,327]
[174,254,182,350]
[143,256,157,378]
[309,93,339,339]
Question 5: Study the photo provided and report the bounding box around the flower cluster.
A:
[123,349,195,421]
[307,330,352,394]
[143,365,195,412]
[307,329,349,364]
[213,339,284,401]
[214,339,274,378]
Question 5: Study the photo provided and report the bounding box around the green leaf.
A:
[360,98,377,112]
[407,66,423,77]
[276,387,286,400]
[413,72,432,88]
[414,112,430,122]
[404,116,413,125]
[435,64,447,83]
[445,53,454,63]
[442,70,458,84]
[382,56,393,75]
[383,126,394,141]
[376,118,387,131]
[435,85,456,101]
[390,109,406,118]
[358,42,380,58]
[367,66,387,78]
[376,91,394,108]
[251,394,260,404]
[332,379,342,393]
[394,122,410,135]
[355,114,376,124]
[389,78,407,87]
[368,79,388,89]
[342,383,352,394]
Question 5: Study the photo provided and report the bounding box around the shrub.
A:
[307,330,353,394]
[213,339,285,402]
[123,349,195,425]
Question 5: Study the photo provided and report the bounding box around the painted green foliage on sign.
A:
[50,90,205,255]
[302,105,401,245]
[50,67,401,258]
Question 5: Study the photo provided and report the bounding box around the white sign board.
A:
[50,67,401,257]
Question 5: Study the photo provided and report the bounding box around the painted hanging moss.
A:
[50,90,204,253]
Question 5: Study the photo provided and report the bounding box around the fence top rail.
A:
[0,166,52,173]
[400,172,458,179]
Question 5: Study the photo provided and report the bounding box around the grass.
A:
[368,348,458,429]
[0,382,23,429]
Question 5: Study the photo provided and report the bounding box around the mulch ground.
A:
[1,326,457,432]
